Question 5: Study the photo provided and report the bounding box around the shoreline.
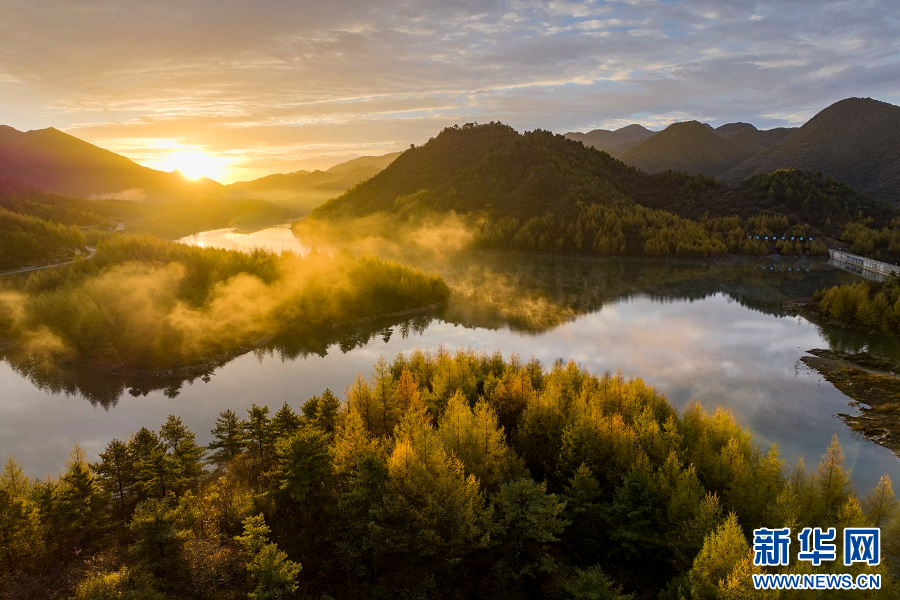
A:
[800,348,900,458]
[55,301,447,380]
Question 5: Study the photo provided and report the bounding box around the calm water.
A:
[1,227,898,492]
[178,224,310,254]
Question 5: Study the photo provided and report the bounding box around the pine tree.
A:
[94,438,135,509]
[302,388,341,435]
[130,427,173,499]
[160,415,205,495]
[272,426,334,512]
[862,474,899,527]
[235,514,301,600]
[243,404,273,486]
[0,457,36,575]
[207,409,244,467]
[269,403,301,441]
[55,445,107,550]
[815,434,851,522]
[688,513,749,599]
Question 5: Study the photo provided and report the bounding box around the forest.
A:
[0,350,896,599]
[0,208,87,271]
[0,236,448,369]
[308,124,893,260]
[815,276,900,334]
[0,187,291,270]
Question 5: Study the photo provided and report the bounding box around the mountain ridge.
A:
[0,125,224,202]
[620,120,754,177]
[723,97,900,202]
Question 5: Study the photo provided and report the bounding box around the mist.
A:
[0,236,448,370]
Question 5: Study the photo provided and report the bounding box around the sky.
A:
[1,0,898,183]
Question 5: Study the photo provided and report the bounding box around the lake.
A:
[1,225,898,492]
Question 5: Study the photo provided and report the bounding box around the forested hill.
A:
[723,97,900,203]
[312,122,898,259]
[313,122,689,221]
[313,122,893,224]
[619,120,753,177]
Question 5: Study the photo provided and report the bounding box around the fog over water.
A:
[1,226,897,492]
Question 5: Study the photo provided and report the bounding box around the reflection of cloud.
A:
[1,0,897,180]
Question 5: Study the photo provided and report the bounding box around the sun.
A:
[163,150,231,182]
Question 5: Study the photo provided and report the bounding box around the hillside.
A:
[715,123,795,153]
[564,124,655,157]
[620,120,754,177]
[311,123,900,259]
[724,97,900,204]
[0,125,224,201]
[226,152,401,212]
[314,122,654,221]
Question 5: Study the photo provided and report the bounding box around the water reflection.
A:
[1,252,898,487]
[1,311,438,409]
[178,224,311,255]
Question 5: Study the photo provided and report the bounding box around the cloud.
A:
[0,0,898,180]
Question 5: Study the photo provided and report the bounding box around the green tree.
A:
[55,445,107,551]
[130,428,173,499]
[160,415,206,494]
[272,426,334,513]
[687,513,749,600]
[93,438,135,512]
[235,514,301,600]
[301,389,341,435]
[0,457,39,576]
[128,496,187,583]
[208,409,244,467]
[269,403,301,441]
[492,477,569,587]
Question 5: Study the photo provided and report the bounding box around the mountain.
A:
[323,152,401,176]
[619,120,754,177]
[724,126,794,153]
[0,126,224,201]
[226,152,401,212]
[313,122,894,224]
[313,123,665,221]
[724,97,900,203]
[311,123,900,260]
[564,124,655,157]
[714,122,756,138]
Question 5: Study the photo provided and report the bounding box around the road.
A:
[0,246,96,278]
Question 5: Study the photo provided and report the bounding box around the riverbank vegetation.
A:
[0,236,448,370]
[815,276,900,335]
[838,219,900,263]
[0,351,896,599]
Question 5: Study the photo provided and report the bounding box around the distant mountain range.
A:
[619,121,754,178]
[226,152,401,212]
[565,97,900,204]
[563,124,654,157]
[2,96,898,211]
[0,125,225,201]
[313,121,897,259]
[0,125,399,210]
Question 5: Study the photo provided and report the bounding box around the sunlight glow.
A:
[159,150,232,182]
